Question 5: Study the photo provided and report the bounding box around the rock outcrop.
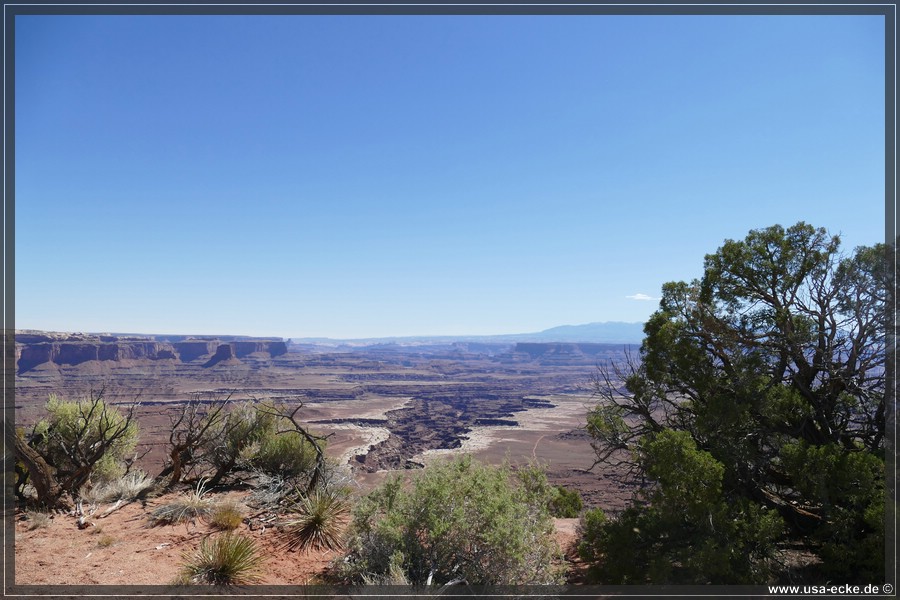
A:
[203,343,236,368]
[173,341,218,362]
[14,331,288,374]
[233,340,287,358]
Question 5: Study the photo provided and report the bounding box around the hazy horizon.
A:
[15,319,647,342]
[15,14,885,339]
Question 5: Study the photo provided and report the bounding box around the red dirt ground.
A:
[14,489,584,586]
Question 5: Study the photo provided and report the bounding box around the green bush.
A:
[201,403,275,484]
[549,485,583,518]
[253,429,319,479]
[340,455,564,586]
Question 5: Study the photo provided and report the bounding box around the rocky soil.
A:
[13,485,584,587]
[14,487,345,586]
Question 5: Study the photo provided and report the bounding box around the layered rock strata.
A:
[14,331,287,374]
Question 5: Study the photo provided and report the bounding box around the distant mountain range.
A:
[292,321,645,346]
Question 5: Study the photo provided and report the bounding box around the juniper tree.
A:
[582,223,888,584]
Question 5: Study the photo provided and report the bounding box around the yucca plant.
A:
[177,532,263,585]
[279,491,349,552]
[150,479,213,525]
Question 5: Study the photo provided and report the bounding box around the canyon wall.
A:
[14,331,287,374]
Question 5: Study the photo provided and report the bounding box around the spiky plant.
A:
[178,533,263,586]
[150,479,213,525]
[279,491,349,552]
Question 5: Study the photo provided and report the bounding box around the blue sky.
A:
[14,14,885,339]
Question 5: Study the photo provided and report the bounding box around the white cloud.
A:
[626,293,656,301]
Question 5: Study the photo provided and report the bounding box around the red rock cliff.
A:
[14,331,287,374]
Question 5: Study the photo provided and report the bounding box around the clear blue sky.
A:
[15,14,885,339]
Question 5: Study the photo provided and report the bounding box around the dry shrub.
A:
[210,501,244,531]
[25,509,51,530]
[150,480,213,525]
[84,470,156,504]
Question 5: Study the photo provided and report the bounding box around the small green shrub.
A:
[549,485,583,518]
[177,532,263,586]
[210,501,244,531]
[279,491,349,552]
[341,455,564,586]
[577,507,609,582]
[97,534,116,548]
[254,431,318,479]
[200,403,275,485]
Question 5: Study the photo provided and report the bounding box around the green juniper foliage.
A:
[584,223,887,584]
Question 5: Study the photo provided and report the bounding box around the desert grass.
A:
[361,560,411,585]
[209,501,244,531]
[84,470,156,504]
[24,509,51,531]
[150,480,213,525]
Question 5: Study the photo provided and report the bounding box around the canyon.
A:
[12,330,638,511]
